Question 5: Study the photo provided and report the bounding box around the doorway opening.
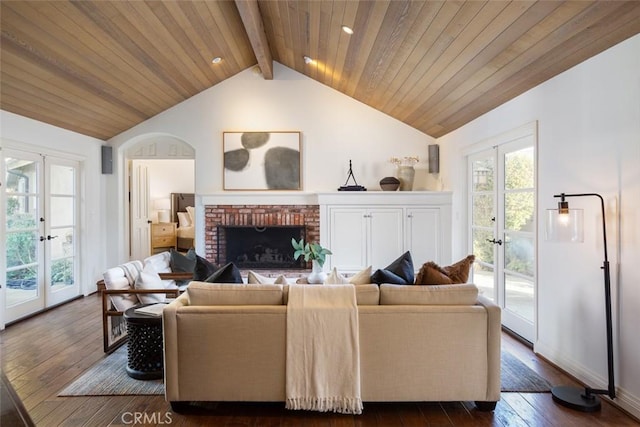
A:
[125,137,195,261]
[3,149,81,324]
[466,123,537,343]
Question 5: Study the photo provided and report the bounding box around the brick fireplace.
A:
[204,204,320,271]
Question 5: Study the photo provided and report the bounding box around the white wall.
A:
[437,34,640,417]
[0,110,105,296]
[142,159,195,222]
[107,62,437,263]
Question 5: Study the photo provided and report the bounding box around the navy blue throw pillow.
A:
[371,251,415,285]
[193,255,218,282]
[204,262,243,284]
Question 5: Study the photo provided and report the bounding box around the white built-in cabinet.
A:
[319,192,452,273]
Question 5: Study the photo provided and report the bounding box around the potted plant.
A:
[291,238,332,283]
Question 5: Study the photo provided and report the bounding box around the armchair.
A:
[98,271,192,353]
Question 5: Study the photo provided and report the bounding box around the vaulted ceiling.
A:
[1,1,639,141]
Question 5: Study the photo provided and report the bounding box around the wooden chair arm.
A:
[97,272,192,293]
[102,288,181,295]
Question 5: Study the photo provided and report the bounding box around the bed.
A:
[171,193,195,251]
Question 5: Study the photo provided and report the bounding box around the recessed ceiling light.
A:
[211,57,222,64]
[303,56,313,64]
[342,25,354,35]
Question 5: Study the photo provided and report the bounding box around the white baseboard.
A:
[534,341,640,420]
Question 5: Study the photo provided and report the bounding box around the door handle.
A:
[147,220,152,224]
[47,235,58,240]
[486,238,502,245]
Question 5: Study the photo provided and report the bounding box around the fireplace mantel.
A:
[200,191,451,207]
[201,192,317,206]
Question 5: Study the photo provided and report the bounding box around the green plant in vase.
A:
[292,238,332,284]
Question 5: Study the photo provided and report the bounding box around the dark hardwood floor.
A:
[1,293,638,426]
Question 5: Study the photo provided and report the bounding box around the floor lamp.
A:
[545,192,615,412]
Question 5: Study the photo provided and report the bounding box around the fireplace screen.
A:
[217,226,305,269]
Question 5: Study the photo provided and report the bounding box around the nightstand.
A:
[150,222,177,253]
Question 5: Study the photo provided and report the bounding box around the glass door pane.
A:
[45,161,79,306]
[4,153,45,321]
[469,152,496,300]
[501,145,535,331]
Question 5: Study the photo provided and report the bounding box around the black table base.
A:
[124,306,164,380]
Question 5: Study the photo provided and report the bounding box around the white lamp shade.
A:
[545,208,584,242]
[158,210,170,223]
[154,198,171,223]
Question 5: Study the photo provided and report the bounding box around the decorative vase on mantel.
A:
[397,165,415,191]
[307,260,327,284]
[390,156,419,191]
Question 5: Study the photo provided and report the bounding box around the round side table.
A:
[123,304,164,380]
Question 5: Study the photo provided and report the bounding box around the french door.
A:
[3,149,80,323]
[468,133,536,342]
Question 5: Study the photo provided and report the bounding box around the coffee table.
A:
[123,304,164,380]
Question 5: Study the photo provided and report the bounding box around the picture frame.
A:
[223,131,301,190]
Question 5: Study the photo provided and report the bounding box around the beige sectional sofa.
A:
[163,282,501,412]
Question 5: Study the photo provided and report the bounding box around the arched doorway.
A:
[121,134,195,260]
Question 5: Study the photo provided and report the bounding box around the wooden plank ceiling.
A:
[1,1,639,141]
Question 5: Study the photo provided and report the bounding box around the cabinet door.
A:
[406,208,440,266]
[329,208,367,271]
[368,209,404,269]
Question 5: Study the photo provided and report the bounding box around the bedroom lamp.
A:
[545,193,615,412]
[154,198,171,223]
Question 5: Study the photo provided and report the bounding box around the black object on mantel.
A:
[338,160,367,191]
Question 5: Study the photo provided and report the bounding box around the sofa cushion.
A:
[354,284,380,305]
[371,251,414,285]
[283,284,379,305]
[143,251,176,289]
[193,255,218,282]
[324,266,372,285]
[170,248,197,288]
[379,283,479,305]
[415,255,475,285]
[170,248,197,274]
[247,271,288,285]
[135,262,167,304]
[349,266,373,285]
[204,262,243,283]
[204,262,243,284]
[102,260,143,311]
[187,282,284,305]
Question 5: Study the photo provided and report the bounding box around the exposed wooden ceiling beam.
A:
[234,0,273,79]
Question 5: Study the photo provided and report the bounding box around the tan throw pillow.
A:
[248,271,289,285]
[324,267,350,284]
[415,255,475,285]
[348,266,372,285]
[324,266,373,285]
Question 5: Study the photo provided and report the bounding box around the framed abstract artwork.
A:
[223,131,301,190]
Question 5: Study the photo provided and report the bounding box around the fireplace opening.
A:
[217,226,306,269]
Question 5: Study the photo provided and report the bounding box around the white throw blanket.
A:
[285,284,363,414]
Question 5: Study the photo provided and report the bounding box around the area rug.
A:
[500,351,552,392]
[59,347,551,396]
[58,346,164,396]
